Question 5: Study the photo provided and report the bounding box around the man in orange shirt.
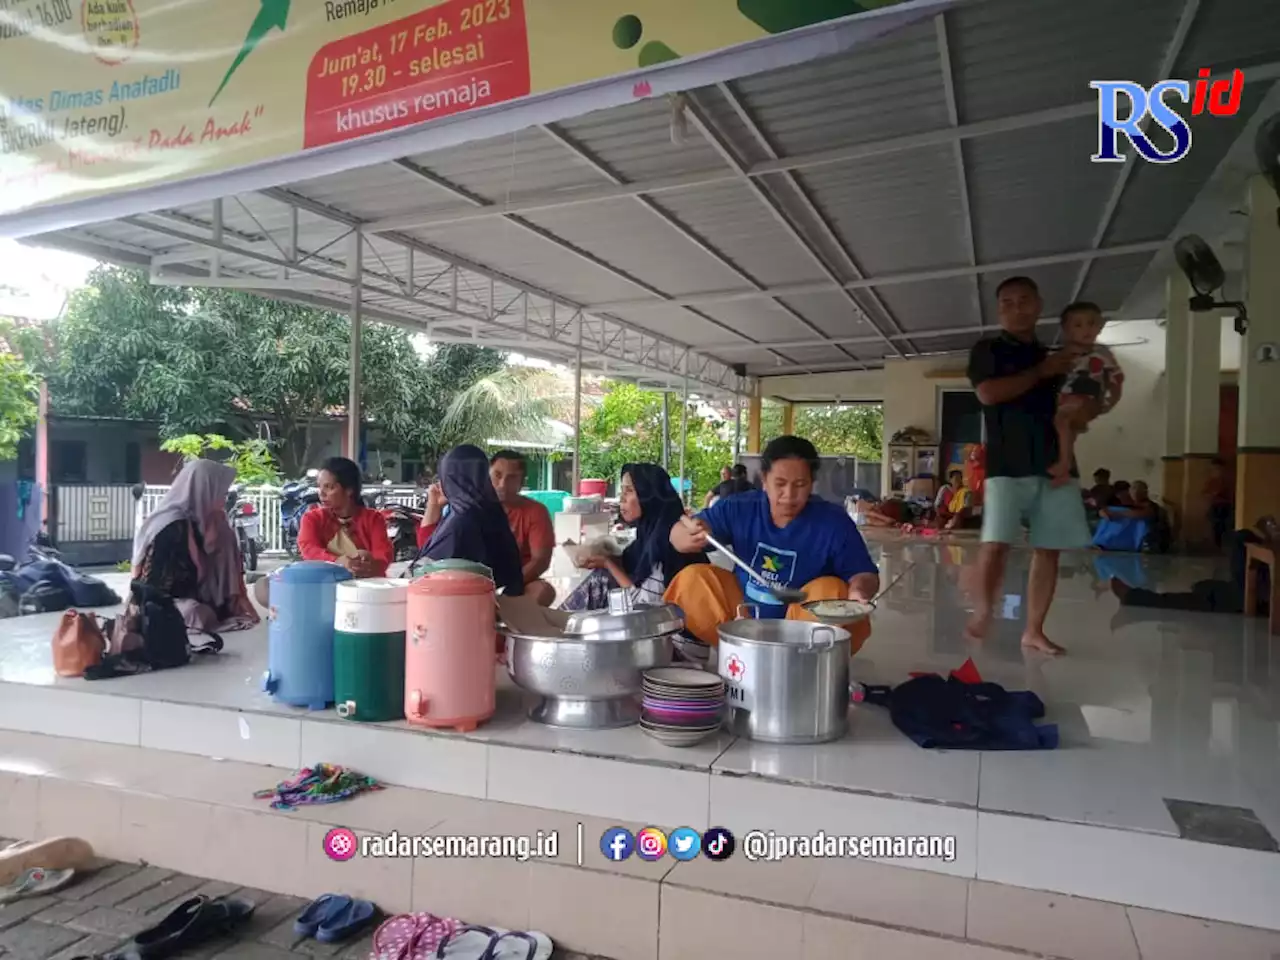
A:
[489,450,557,606]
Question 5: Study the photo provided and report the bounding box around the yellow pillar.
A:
[1237,176,1280,528]
[746,393,762,454]
[1161,275,1190,519]
[1179,305,1221,550]
[781,402,795,436]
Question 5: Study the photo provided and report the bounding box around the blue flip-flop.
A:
[294,894,352,938]
[316,899,379,943]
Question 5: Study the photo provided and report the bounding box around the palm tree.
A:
[441,365,582,448]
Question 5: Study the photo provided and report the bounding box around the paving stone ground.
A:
[0,841,609,960]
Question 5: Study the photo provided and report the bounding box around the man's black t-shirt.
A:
[715,479,754,499]
[967,333,1063,479]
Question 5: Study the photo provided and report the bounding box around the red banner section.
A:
[303,0,530,150]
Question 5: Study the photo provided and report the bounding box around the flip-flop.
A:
[0,838,93,885]
[0,867,75,904]
[114,895,255,960]
[482,930,553,960]
[294,894,352,938]
[374,913,459,960]
[316,899,378,943]
[435,925,499,959]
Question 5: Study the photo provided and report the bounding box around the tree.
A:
[750,400,883,461]
[577,382,731,500]
[31,267,507,476]
[160,434,281,486]
[0,336,37,462]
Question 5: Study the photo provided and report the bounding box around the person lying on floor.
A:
[414,444,525,596]
[666,435,880,656]
[297,457,393,578]
[129,459,259,634]
[559,462,706,613]
[1109,516,1278,616]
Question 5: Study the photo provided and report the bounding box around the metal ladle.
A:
[692,523,808,605]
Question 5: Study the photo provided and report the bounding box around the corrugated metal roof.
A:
[22,0,1280,385]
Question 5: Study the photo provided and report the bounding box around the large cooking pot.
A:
[716,615,852,744]
[502,591,680,729]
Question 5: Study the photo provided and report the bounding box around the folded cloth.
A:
[253,763,383,811]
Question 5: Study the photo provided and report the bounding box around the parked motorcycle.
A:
[280,469,320,559]
[226,483,261,573]
[372,479,424,562]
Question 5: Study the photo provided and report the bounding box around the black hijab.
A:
[620,463,707,587]
[419,445,524,596]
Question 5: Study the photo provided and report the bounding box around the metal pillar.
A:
[572,324,583,494]
[733,392,742,461]
[347,229,363,464]
[661,393,671,471]
[679,358,690,504]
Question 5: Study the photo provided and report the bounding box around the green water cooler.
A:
[333,578,409,722]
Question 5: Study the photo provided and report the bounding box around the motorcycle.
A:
[280,469,320,559]
[372,479,424,562]
[226,484,261,573]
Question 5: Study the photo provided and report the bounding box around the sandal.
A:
[435,924,499,959]
[317,899,378,943]
[294,894,352,938]
[0,867,75,904]
[113,895,255,960]
[482,930,553,960]
[373,913,459,960]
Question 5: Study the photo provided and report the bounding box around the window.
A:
[125,443,141,484]
[51,440,87,483]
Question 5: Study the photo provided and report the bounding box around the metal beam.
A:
[697,316,1069,354]
[710,82,914,356]
[363,62,1280,235]
[1068,0,1203,304]
[535,123,825,369]
[933,12,984,331]
[585,239,1168,312]
[387,156,788,365]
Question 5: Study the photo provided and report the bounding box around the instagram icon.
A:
[635,827,667,862]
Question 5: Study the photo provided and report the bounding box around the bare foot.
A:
[1109,578,1130,601]
[965,610,992,642]
[1021,632,1066,656]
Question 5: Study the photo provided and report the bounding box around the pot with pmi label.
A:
[717,607,851,744]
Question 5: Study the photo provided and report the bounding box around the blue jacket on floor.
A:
[864,675,1059,750]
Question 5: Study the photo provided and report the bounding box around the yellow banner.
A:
[0,0,909,218]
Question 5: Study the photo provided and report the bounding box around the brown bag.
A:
[51,610,109,678]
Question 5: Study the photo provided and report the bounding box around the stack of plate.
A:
[640,667,725,747]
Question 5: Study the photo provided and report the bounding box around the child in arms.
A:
[1051,302,1123,486]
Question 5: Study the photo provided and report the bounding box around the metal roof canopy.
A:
[10,0,1280,395]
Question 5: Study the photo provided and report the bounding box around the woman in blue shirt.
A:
[666,435,880,655]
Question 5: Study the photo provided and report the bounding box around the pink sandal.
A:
[372,913,460,960]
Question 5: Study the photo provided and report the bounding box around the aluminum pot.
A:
[716,616,851,744]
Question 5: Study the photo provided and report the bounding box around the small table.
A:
[1243,543,1278,635]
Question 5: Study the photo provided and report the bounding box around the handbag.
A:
[51,611,109,678]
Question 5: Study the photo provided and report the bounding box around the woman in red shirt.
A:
[297,457,393,578]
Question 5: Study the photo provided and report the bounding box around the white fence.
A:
[54,485,137,543]
[137,484,423,555]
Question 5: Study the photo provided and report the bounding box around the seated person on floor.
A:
[1110,516,1278,617]
[128,459,259,634]
[487,449,556,606]
[1092,480,1161,553]
[931,470,976,530]
[416,444,525,596]
[561,462,705,613]
[667,435,880,656]
[298,457,393,578]
[1085,467,1114,510]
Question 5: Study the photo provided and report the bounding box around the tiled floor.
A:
[2,540,1279,929]
[0,845,610,960]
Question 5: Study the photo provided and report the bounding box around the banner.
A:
[0,0,915,219]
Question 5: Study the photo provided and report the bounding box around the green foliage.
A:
[0,346,38,462]
[577,382,731,500]
[751,400,883,461]
[160,433,282,486]
[33,267,513,475]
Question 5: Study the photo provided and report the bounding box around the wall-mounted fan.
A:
[1174,235,1248,335]
[1256,112,1280,225]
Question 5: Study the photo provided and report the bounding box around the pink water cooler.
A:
[405,571,496,732]
[578,478,608,497]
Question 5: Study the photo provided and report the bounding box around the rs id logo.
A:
[1091,68,1244,164]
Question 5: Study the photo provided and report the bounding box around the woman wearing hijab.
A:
[560,463,706,612]
[414,445,525,596]
[129,459,258,632]
[297,457,393,578]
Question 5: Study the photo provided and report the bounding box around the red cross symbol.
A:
[726,655,745,681]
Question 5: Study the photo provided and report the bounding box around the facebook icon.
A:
[599,827,635,862]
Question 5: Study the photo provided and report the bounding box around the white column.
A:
[733,390,743,461]
[679,356,690,504]
[346,229,363,463]
[572,324,583,495]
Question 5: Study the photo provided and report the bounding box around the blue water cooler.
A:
[264,561,353,709]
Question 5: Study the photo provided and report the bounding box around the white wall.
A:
[880,356,970,494]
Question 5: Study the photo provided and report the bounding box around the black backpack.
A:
[86,583,222,679]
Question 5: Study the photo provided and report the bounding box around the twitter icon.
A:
[668,827,702,861]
